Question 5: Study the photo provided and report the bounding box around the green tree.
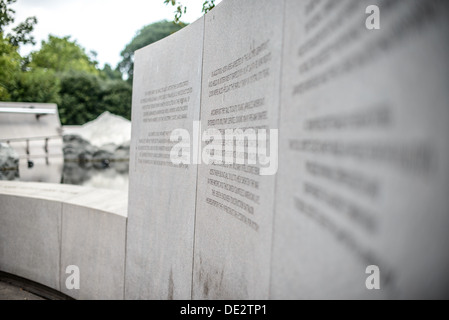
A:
[101,63,123,81]
[118,20,186,83]
[100,80,132,119]
[58,71,102,125]
[1,0,131,125]
[26,34,132,125]
[8,16,37,47]
[58,71,132,125]
[8,68,60,103]
[29,35,99,74]
[1,0,38,99]
[1,0,37,46]
[0,33,20,99]
[164,0,216,24]
[0,0,16,32]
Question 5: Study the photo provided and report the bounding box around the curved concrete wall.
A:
[1,0,449,300]
[0,181,127,300]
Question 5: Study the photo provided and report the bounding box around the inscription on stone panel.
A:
[134,81,193,169]
[124,0,449,300]
[271,0,449,299]
[193,0,284,300]
[203,40,273,232]
[125,18,204,300]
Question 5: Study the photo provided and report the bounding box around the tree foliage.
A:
[25,35,133,125]
[0,0,132,126]
[164,0,216,24]
[30,35,99,74]
[58,72,102,125]
[0,0,16,33]
[0,0,39,100]
[100,80,132,119]
[0,33,20,99]
[1,0,37,46]
[8,68,60,103]
[8,16,37,46]
[1,33,60,104]
[2,0,216,126]
[58,72,132,125]
[102,63,123,81]
[118,20,186,83]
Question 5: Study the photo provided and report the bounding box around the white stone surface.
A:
[270,0,449,299]
[60,204,127,300]
[0,195,62,291]
[0,181,128,300]
[0,181,127,216]
[63,111,131,148]
[3,0,449,301]
[192,0,284,300]
[125,17,204,300]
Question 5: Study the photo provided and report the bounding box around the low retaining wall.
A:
[1,0,449,300]
[0,181,127,300]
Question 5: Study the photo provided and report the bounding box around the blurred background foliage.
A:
[118,20,186,84]
[0,0,193,125]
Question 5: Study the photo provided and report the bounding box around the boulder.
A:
[0,143,19,180]
[63,134,98,164]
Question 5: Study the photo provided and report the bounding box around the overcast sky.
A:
[10,0,220,68]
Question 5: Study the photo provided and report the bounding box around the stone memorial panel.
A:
[192,0,284,299]
[271,0,449,299]
[125,17,204,299]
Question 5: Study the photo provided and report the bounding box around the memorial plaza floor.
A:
[0,280,44,300]
[0,273,72,300]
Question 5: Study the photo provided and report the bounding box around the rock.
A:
[108,141,130,173]
[113,141,130,160]
[117,140,130,150]
[0,143,19,181]
[61,111,131,171]
[62,111,131,148]
[92,150,114,169]
[63,134,98,164]
[99,143,118,154]
[63,134,130,162]
[61,161,93,185]
[62,124,130,173]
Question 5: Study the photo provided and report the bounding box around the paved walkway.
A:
[0,280,44,300]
